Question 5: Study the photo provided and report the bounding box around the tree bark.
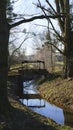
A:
[0,0,11,113]
[66,33,73,77]
[63,0,73,78]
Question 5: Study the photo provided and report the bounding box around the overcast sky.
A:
[10,0,58,55]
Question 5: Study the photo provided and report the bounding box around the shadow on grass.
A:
[0,106,57,130]
[38,72,61,85]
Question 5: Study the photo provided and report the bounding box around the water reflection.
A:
[19,80,73,126]
[20,99,45,108]
[20,98,64,125]
[31,100,64,125]
[23,80,38,94]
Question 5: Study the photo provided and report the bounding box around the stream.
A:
[19,80,73,127]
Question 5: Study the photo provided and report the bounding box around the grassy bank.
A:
[37,74,73,129]
[0,77,73,130]
[38,76,73,113]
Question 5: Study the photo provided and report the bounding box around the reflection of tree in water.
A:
[63,110,73,127]
[17,75,23,97]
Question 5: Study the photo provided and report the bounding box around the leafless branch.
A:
[9,14,65,29]
[45,0,57,15]
[49,19,65,44]
[45,40,64,55]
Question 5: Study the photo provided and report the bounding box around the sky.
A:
[10,0,58,55]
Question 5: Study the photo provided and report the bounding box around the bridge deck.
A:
[22,60,45,64]
[19,94,42,99]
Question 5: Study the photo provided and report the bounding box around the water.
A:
[19,80,73,126]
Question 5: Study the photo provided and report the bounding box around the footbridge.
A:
[18,60,49,80]
[9,60,49,82]
[8,60,49,101]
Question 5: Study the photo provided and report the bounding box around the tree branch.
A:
[51,42,64,55]
[49,19,65,43]
[45,0,57,15]
[37,0,47,15]
[45,40,64,55]
[9,14,65,29]
[55,0,64,32]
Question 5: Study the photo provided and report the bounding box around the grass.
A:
[55,61,64,65]
[38,75,73,113]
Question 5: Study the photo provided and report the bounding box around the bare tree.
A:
[36,0,73,78]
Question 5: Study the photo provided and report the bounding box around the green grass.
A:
[55,61,64,65]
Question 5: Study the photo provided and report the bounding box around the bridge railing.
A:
[9,60,45,76]
[21,60,45,70]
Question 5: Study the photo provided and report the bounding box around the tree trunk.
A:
[0,0,11,113]
[67,38,73,77]
[63,0,73,78]
[68,32,73,77]
[64,39,73,78]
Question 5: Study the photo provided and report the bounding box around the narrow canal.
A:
[19,80,73,127]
